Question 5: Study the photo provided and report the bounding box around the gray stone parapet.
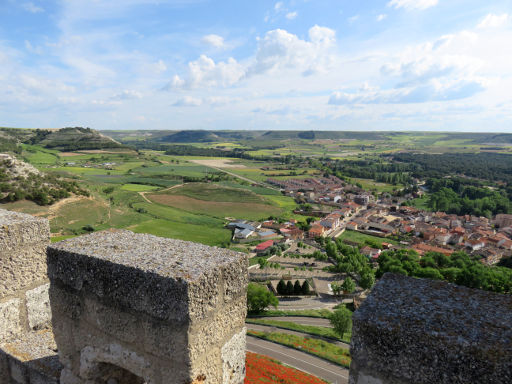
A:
[349,273,512,384]
[0,208,51,341]
[48,229,248,384]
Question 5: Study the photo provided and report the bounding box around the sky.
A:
[1,0,512,132]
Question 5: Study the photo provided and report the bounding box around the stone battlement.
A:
[349,273,512,384]
[0,209,248,384]
[48,230,248,383]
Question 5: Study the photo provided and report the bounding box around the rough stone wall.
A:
[0,209,54,383]
[47,230,248,384]
[349,273,512,384]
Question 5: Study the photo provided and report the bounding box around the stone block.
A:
[221,328,246,384]
[0,298,21,342]
[48,230,246,322]
[0,349,9,384]
[349,273,512,384]
[9,357,28,384]
[0,209,50,299]
[26,283,51,330]
[48,230,248,384]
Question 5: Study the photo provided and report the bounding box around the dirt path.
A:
[33,195,90,220]
[203,165,280,191]
[138,183,184,204]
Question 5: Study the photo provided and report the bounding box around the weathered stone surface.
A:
[0,209,50,300]
[349,273,512,384]
[0,298,21,342]
[48,230,248,384]
[221,328,246,384]
[48,230,246,322]
[26,283,51,330]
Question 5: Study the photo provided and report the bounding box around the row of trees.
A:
[425,178,511,217]
[377,249,512,293]
[247,283,353,339]
[276,279,311,295]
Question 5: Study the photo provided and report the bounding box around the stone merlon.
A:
[349,273,512,384]
[47,229,248,322]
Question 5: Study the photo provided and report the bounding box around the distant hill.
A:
[158,130,222,143]
[0,127,124,151]
[97,129,512,151]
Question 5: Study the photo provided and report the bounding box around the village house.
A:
[255,240,274,254]
[308,223,326,238]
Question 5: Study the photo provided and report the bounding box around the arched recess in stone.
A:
[78,344,152,384]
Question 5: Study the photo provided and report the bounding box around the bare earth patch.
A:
[190,159,246,168]
[59,152,84,157]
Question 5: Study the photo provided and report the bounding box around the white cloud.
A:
[250,26,336,76]
[377,14,387,22]
[21,2,44,13]
[201,34,225,48]
[172,96,202,106]
[330,29,492,106]
[168,55,245,89]
[274,2,284,11]
[477,13,509,29]
[111,90,143,100]
[387,0,438,11]
[329,80,485,105]
[286,11,298,20]
[348,15,360,24]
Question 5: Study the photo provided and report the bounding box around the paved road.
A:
[246,322,350,349]
[247,335,349,384]
[253,316,333,327]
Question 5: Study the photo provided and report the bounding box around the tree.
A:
[293,280,302,295]
[247,283,278,313]
[341,277,356,293]
[301,280,310,295]
[359,271,375,290]
[330,307,352,338]
[286,281,294,295]
[277,279,286,295]
[331,282,342,296]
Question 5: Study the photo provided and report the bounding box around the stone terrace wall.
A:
[349,273,512,384]
[48,230,248,384]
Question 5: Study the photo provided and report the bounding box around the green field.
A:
[130,219,232,246]
[147,183,284,220]
[337,230,398,247]
[120,183,160,192]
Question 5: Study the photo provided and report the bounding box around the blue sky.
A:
[1,0,512,131]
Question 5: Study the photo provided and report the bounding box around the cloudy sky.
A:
[1,0,511,131]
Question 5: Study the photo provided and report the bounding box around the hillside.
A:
[0,127,124,151]
[0,153,88,205]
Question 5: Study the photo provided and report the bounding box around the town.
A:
[229,175,512,268]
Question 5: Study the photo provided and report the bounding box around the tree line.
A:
[377,249,512,293]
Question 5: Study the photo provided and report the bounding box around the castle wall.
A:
[349,273,512,384]
[47,230,248,384]
[0,209,55,383]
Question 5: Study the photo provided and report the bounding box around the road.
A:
[246,322,350,349]
[247,335,349,384]
[252,316,332,327]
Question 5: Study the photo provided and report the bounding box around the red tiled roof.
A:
[255,240,274,251]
